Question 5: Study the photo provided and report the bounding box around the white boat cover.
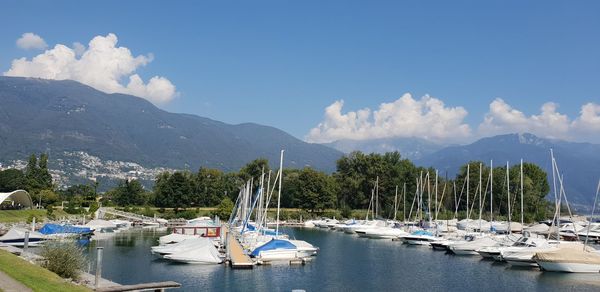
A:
[163,237,221,264]
[85,220,117,229]
[152,237,213,254]
[524,223,550,233]
[0,227,45,241]
[534,246,600,264]
[159,233,197,245]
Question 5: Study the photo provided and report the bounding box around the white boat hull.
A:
[506,259,538,267]
[536,261,600,273]
[405,239,433,246]
[256,249,299,261]
[451,248,479,256]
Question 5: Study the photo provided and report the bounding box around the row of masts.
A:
[230,150,285,237]
[369,159,528,235]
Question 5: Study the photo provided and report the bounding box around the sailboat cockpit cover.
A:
[251,239,297,257]
[0,190,33,209]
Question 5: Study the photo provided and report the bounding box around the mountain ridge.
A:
[0,77,342,175]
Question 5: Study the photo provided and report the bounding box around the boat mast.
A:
[403,183,407,223]
[453,181,457,219]
[427,172,432,226]
[584,179,600,248]
[394,185,398,221]
[275,150,284,237]
[435,170,438,223]
[375,176,379,219]
[490,160,493,223]
[466,164,470,220]
[550,149,559,241]
[506,161,511,235]
[520,159,524,228]
[478,162,483,231]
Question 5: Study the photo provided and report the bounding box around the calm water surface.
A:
[85,228,600,292]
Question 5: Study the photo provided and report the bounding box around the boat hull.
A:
[451,248,479,256]
[536,261,600,273]
[255,249,299,261]
[505,259,538,267]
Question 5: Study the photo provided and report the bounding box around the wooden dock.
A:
[224,226,254,269]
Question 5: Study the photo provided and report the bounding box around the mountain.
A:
[0,77,342,187]
[416,133,600,209]
[324,137,444,160]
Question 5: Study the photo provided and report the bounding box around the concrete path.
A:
[0,270,33,292]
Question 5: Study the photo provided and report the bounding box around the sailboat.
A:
[533,151,600,273]
[0,227,46,247]
[248,150,319,261]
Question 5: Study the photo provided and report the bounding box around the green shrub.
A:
[26,214,41,224]
[40,242,86,280]
[175,209,198,220]
[46,205,55,220]
[340,205,352,219]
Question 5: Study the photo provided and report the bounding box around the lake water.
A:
[85,228,600,292]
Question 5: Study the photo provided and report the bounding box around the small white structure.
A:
[0,190,33,209]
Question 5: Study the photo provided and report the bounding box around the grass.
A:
[0,250,90,292]
[0,209,70,223]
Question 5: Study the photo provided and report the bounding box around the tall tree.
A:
[113,179,147,206]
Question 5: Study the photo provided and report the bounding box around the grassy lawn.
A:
[0,209,70,223]
[0,250,90,292]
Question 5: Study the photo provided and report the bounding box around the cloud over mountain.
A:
[308,95,600,144]
[4,33,176,104]
[479,99,600,143]
[306,94,471,143]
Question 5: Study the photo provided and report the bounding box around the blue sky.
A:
[1,1,599,143]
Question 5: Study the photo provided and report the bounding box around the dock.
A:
[224,226,254,269]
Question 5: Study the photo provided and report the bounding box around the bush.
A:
[40,242,86,280]
[27,214,41,224]
[175,209,198,220]
[340,205,352,219]
[46,205,55,220]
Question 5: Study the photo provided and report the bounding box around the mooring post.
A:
[95,247,104,288]
[23,231,30,254]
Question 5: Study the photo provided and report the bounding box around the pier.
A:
[97,207,163,224]
[224,226,254,269]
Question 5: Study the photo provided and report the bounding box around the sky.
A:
[1,1,599,144]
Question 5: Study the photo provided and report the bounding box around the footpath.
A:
[0,269,33,292]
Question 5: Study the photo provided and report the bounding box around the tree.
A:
[195,168,226,207]
[39,189,60,206]
[239,158,270,182]
[334,151,421,211]
[24,153,53,193]
[292,168,338,213]
[153,171,194,208]
[0,169,27,192]
[113,179,147,206]
[213,197,234,220]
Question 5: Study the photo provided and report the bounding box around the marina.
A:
[83,226,600,292]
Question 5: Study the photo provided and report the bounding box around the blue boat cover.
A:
[39,223,92,235]
[250,239,296,257]
[411,230,433,236]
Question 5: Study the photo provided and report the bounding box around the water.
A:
[85,228,600,292]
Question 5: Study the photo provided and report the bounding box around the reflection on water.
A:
[85,228,600,292]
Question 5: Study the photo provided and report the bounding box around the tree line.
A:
[0,151,552,221]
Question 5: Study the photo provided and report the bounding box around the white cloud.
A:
[308,95,600,144]
[16,33,48,50]
[4,33,176,104]
[478,99,600,143]
[306,94,471,143]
